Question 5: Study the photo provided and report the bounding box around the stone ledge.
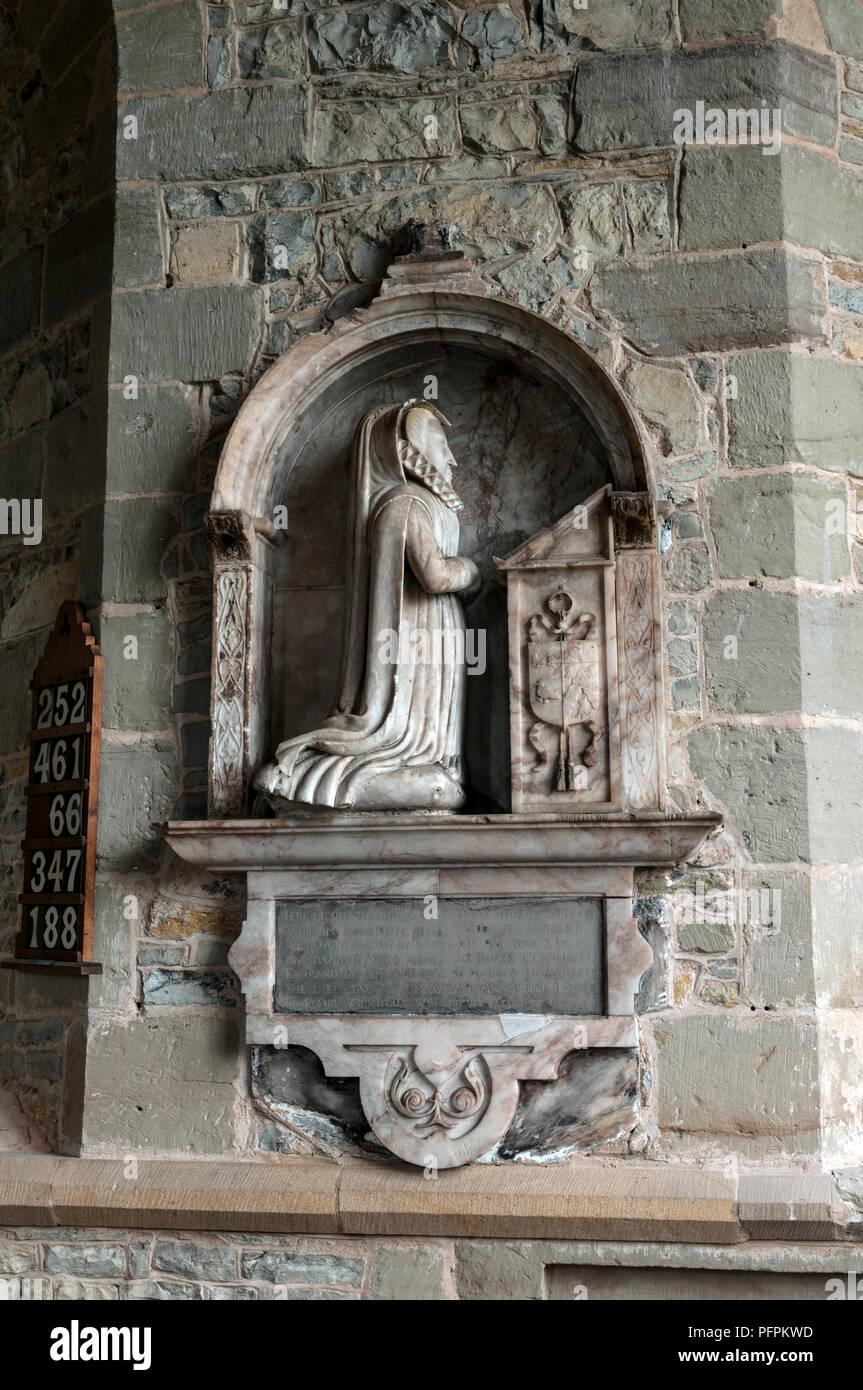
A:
[338,1162,741,1243]
[737,1173,848,1242]
[0,1157,851,1243]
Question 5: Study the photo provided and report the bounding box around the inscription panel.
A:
[274,897,605,1015]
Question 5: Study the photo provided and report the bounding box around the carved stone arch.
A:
[206,255,658,814]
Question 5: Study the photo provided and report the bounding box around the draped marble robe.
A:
[256,403,479,812]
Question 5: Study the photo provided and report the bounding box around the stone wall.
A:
[0,1224,858,1301]
[0,0,116,1149]
[1,0,862,1172]
[0,1226,456,1301]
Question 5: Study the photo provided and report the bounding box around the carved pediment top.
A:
[494,485,613,571]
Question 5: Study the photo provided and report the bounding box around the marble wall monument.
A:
[167,244,719,1169]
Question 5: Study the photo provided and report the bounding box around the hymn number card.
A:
[14,601,102,966]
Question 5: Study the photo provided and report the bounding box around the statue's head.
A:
[396,401,463,512]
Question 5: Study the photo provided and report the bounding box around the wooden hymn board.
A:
[5,601,103,974]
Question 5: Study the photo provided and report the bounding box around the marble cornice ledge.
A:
[163,812,722,873]
[0,1156,852,1243]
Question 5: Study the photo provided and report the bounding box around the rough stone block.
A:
[462,7,525,67]
[667,638,697,675]
[102,496,177,602]
[590,249,825,356]
[248,212,316,282]
[706,474,848,582]
[680,144,863,261]
[88,883,137,1011]
[368,1245,449,1300]
[100,609,175,730]
[623,360,700,455]
[667,599,697,635]
[814,0,863,60]
[496,259,557,312]
[0,1242,38,1274]
[149,899,243,940]
[82,1015,239,1152]
[742,869,815,1008]
[461,104,537,153]
[333,183,558,278]
[40,399,107,518]
[805,728,863,865]
[125,1280,203,1300]
[153,1240,236,1282]
[727,352,863,475]
[705,589,801,714]
[559,182,623,256]
[43,1244,125,1277]
[0,633,42,754]
[309,3,454,73]
[44,198,113,328]
[240,1252,364,1285]
[17,1021,63,1047]
[622,179,670,252]
[26,1052,61,1080]
[707,589,863,718]
[575,42,837,152]
[107,384,199,494]
[530,0,670,52]
[165,184,258,219]
[0,249,42,353]
[117,87,308,182]
[109,286,261,382]
[678,909,735,955]
[170,223,240,283]
[208,32,232,88]
[238,20,304,79]
[117,1,205,91]
[454,1240,544,1299]
[663,542,712,592]
[678,0,781,41]
[95,740,180,872]
[52,1279,122,1300]
[812,868,863,1008]
[115,187,164,288]
[0,430,43,506]
[688,726,808,862]
[314,99,457,166]
[653,1014,819,1151]
[142,968,237,1007]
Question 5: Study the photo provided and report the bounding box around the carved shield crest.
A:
[528,634,600,730]
[526,589,602,790]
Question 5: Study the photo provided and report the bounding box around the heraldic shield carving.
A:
[527,589,601,790]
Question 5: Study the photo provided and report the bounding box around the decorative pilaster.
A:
[612,493,666,812]
[206,509,279,816]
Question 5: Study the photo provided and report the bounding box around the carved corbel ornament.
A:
[205,509,282,563]
[611,492,659,550]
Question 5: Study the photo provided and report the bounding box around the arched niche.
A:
[205,254,656,815]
